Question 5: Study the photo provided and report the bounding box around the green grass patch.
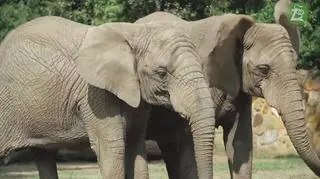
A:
[253,157,304,171]
[0,157,309,179]
[213,162,229,171]
[212,156,305,172]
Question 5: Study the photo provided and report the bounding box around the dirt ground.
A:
[0,155,318,179]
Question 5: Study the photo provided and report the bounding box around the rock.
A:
[253,113,263,127]
[299,73,320,157]
[259,129,279,145]
[251,97,298,158]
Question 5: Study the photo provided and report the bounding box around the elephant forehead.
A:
[144,29,195,56]
[246,24,290,44]
[150,27,190,43]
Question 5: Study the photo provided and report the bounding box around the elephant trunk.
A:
[188,96,216,179]
[170,64,216,179]
[268,79,320,176]
[281,98,320,176]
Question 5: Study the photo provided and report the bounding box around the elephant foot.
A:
[32,148,59,179]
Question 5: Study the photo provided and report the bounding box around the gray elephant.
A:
[136,0,320,178]
[0,16,217,179]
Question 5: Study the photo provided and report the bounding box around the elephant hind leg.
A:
[31,148,58,179]
[222,101,253,179]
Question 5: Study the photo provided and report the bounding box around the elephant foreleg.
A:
[148,107,198,179]
[126,138,148,179]
[156,135,181,179]
[82,87,126,179]
[163,131,197,178]
[222,99,253,179]
[154,120,197,179]
[125,103,150,179]
[85,116,126,179]
[176,127,197,179]
[32,148,58,179]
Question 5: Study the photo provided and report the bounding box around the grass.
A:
[0,155,317,179]
[212,156,305,172]
[253,157,304,171]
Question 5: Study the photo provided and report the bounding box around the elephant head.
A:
[205,1,320,176]
[75,23,216,178]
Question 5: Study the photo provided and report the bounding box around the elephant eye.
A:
[156,67,167,79]
[257,64,270,75]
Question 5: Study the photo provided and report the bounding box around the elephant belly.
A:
[22,112,90,150]
[44,118,89,149]
[5,115,88,153]
[0,80,89,154]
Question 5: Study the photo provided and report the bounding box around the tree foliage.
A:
[0,0,318,69]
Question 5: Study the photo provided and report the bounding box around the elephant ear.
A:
[205,14,254,98]
[274,0,301,56]
[75,26,141,108]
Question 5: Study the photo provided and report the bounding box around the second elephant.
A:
[136,0,320,178]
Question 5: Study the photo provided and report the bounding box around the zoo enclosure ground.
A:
[0,155,318,179]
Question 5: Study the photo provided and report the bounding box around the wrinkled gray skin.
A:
[136,0,320,178]
[0,16,216,179]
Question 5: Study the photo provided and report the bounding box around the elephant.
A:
[0,16,217,179]
[135,0,320,178]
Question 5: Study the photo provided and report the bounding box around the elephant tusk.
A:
[178,112,188,120]
[271,107,281,119]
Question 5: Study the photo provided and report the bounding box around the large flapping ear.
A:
[274,0,301,56]
[75,26,141,108]
[205,14,254,98]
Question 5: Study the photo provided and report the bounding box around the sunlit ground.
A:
[0,155,318,179]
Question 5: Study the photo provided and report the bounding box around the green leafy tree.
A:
[0,0,318,70]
